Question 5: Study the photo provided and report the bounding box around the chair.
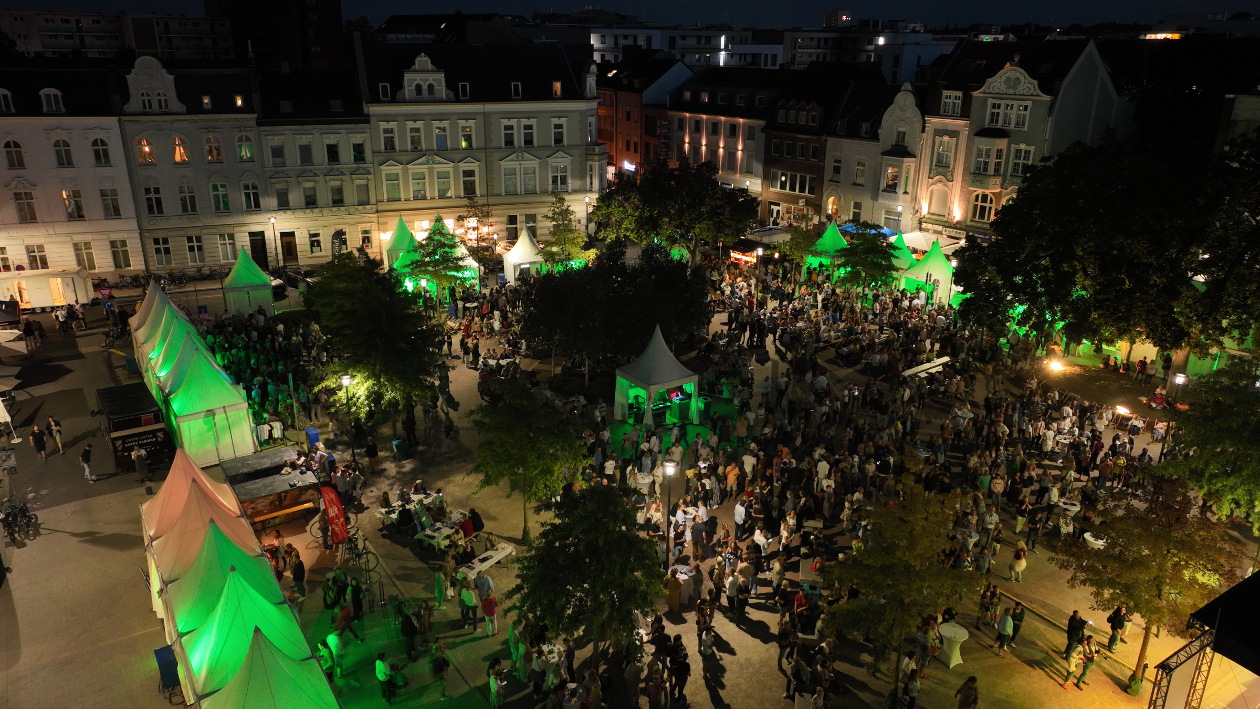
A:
[154,645,184,705]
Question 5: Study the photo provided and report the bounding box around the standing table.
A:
[938,622,969,668]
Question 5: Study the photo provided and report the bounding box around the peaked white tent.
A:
[199,629,339,709]
[503,233,544,285]
[223,248,274,316]
[130,280,162,332]
[150,483,260,582]
[614,325,700,427]
[142,448,243,541]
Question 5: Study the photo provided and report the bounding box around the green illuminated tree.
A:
[305,253,446,419]
[591,157,758,268]
[397,215,469,297]
[1050,477,1244,694]
[541,191,594,267]
[1158,355,1260,533]
[835,224,899,288]
[821,478,968,679]
[507,484,660,669]
[468,379,590,542]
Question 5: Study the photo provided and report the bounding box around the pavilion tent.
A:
[150,483,260,582]
[133,292,187,355]
[503,233,544,285]
[199,629,339,709]
[889,233,916,271]
[179,571,311,698]
[130,281,163,332]
[384,216,416,267]
[222,248,273,317]
[163,520,280,639]
[141,448,242,541]
[613,325,700,427]
[146,327,204,400]
[900,239,955,304]
[164,348,255,467]
[805,221,848,274]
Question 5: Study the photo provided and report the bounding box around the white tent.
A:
[614,325,700,427]
[130,281,162,332]
[149,483,260,582]
[222,249,274,317]
[502,233,544,285]
[142,448,243,541]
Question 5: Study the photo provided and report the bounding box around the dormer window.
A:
[140,91,153,112]
[379,83,391,101]
[511,82,522,99]
[201,95,212,109]
[552,82,562,98]
[459,83,470,100]
[156,91,169,111]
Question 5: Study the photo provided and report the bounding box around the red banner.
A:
[320,486,350,544]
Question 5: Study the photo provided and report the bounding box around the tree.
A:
[591,157,758,268]
[1158,355,1260,533]
[835,224,899,288]
[457,196,496,271]
[541,191,594,267]
[1050,477,1243,693]
[304,253,446,420]
[779,223,821,280]
[506,485,660,668]
[468,379,590,542]
[821,479,968,678]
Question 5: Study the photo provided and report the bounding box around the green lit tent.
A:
[391,224,423,273]
[614,325,700,427]
[890,233,916,271]
[134,292,188,358]
[199,629,338,709]
[384,216,415,266]
[223,248,273,316]
[900,239,955,305]
[806,222,849,275]
[164,520,280,638]
[165,348,256,467]
[150,481,260,582]
[179,570,311,698]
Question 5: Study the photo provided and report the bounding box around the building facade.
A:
[363,44,605,248]
[0,60,144,304]
[596,52,691,172]
[0,11,233,60]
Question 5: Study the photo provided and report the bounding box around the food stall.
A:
[96,382,172,473]
[219,446,319,530]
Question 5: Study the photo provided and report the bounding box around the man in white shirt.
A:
[733,500,747,540]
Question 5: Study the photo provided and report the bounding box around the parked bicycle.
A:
[1,494,38,543]
[340,531,379,573]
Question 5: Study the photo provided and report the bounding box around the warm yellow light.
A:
[1115,405,1130,415]
[1048,360,1064,371]
[379,231,392,240]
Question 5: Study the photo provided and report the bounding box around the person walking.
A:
[30,424,48,462]
[1009,545,1028,582]
[375,653,408,705]
[482,594,499,636]
[46,416,63,454]
[1009,601,1026,648]
[1026,511,1043,553]
[1107,605,1132,651]
[291,556,306,601]
[81,443,95,482]
[1073,636,1099,689]
[955,676,979,709]
[1064,610,1089,658]
[460,582,479,629]
[992,607,1014,658]
[902,669,921,709]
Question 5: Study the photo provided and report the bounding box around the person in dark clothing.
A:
[469,508,485,535]
[349,578,366,622]
[291,557,306,600]
[400,605,420,660]
[81,443,94,482]
[1064,610,1089,658]
[29,425,47,462]
[669,649,691,701]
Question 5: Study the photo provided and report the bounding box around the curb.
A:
[998,589,1152,681]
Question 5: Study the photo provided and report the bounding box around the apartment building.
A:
[0,11,233,60]
[597,51,691,172]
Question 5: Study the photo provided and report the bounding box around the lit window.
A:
[205,135,223,162]
[201,95,212,109]
[210,183,230,212]
[233,94,243,108]
[172,136,189,163]
[62,189,85,220]
[137,138,155,164]
[551,81,562,98]
[236,134,253,161]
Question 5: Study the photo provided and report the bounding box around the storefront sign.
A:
[942,227,965,238]
[321,486,350,544]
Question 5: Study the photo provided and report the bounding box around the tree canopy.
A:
[590,157,758,266]
[396,215,471,295]
[1157,355,1260,531]
[1050,477,1243,689]
[835,223,899,288]
[468,378,590,540]
[541,191,595,266]
[506,484,660,665]
[821,478,968,677]
[303,253,446,416]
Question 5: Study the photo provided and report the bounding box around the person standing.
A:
[664,569,682,614]
[669,649,691,703]
[1009,601,1026,648]
[81,443,95,482]
[46,416,63,455]
[482,593,499,636]
[460,582,478,629]
[30,424,48,462]
[375,653,407,705]
[955,676,979,709]
[902,669,921,709]
[992,607,1014,658]
[1107,605,1131,651]
[132,445,151,482]
[291,555,306,601]
[1064,610,1089,658]
[1009,545,1028,582]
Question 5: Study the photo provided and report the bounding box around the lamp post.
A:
[269,216,279,271]
[1159,372,1188,463]
[420,277,429,311]
[340,374,357,466]
[663,459,678,537]
[584,195,591,236]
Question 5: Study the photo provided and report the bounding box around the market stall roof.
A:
[223,249,271,290]
[151,484,259,580]
[505,233,543,265]
[143,448,242,539]
[901,239,954,281]
[384,216,415,255]
[134,293,186,350]
[890,233,916,270]
[1190,573,1260,676]
[167,350,249,417]
[199,629,338,709]
[616,325,697,390]
[153,328,204,386]
[166,520,280,635]
[131,281,162,331]
[813,221,848,255]
[181,571,311,698]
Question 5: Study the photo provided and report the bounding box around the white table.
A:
[633,471,653,494]
[938,622,969,668]
[1084,532,1107,550]
[417,509,469,550]
[1057,501,1082,518]
[457,542,516,580]
[669,565,699,606]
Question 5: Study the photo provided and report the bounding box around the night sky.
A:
[10,0,1254,30]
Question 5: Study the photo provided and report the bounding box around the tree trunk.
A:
[1164,348,1191,391]
[521,476,532,545]
[584,357,590,390]
[1127,624,1154,694]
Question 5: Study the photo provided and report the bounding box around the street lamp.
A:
[1156,372,1189,464]
[269,216,279,271]
[339,374,357,466]
[662,460,678,536]
[584,196,591,236]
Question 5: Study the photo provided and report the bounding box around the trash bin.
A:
[391,437,408,462]
[305,427,320,449]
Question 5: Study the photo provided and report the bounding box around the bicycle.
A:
[1,495,38,542]
[102,324,127,349]
[341,531,379,572]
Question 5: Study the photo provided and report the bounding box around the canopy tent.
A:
[164,520,280,638]
[150,483,260,581]
[199,629,339,709]
[383,216,416,267]
[134,291,189,356]
[900,239,956,305]
[614,325,700,427]
[223,249,273,317]
[142,448,242,541]
[130,281,163,332]
[805,221,849,274]
[1190,572,1260,676]
[164,350,256,467]
[179,570,311,698]
[889,233,916,271]
[503,233,544,285]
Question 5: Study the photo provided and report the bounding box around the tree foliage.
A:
[304,253,446,416]
[821,479,969,676]
[506,484,661,664]
[591,157,758,266]
[398,216,470,294]
[520,239,710,364]
[836,223,899,288]
[541,191,595,266]
[457,196,496,270]
[779,223,821,268]
[1050,477,1244,685]
[1157,355,1260,531]
[468,379,590,538]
